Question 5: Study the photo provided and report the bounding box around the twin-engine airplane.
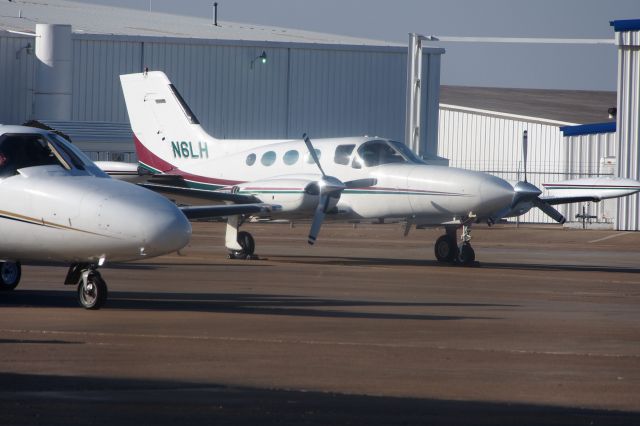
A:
[120,71,640,265]
[0,125,193,309]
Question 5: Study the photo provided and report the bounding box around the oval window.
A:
[305,149,321,164]
[261,151,276,166]
[283,150,299,165]
[245,153,256,166]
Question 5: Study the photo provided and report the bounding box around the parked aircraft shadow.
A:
[267,254,640,273]
[1,372,637,426]
[0,290,506,321]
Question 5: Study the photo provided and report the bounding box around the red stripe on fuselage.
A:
[133,134,243,186]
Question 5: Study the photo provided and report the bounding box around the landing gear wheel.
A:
[434,235,458,263]
[77,271,108,310]
[238,231,255,255]
[230,231,257,260]
[458,243,476,266]
[0,261,21,291]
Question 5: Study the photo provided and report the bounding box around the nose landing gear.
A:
[434,224,476,266]
[66,264,108,309]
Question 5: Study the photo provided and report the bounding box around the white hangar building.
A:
[0,0,443,162]
[438,19,640,230]
[438,86,618,225]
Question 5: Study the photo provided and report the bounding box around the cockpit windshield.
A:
[352,139,425,168]
[0,132,108,178]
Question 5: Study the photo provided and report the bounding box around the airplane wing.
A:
[141,179,259,205]
[540,195,600,205]
[541,177,640,205]
[180,203,281,220]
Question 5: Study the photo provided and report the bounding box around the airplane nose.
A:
[478,174,515,215]
[96,188,191,259]
[141,202,192,256]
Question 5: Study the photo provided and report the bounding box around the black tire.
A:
[237,231,255,255]
[77,271,108,310]
[0,261,21,291]
[458,243,476,266]
[434,235,458,263]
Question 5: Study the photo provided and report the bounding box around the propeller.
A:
[512,130,566,224]
[522,129,528,183]
[302,133,376,244]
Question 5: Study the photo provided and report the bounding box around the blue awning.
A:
[610,19,640,32]
[560,122,616,137]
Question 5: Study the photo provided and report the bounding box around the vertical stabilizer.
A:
[120,71,216,173]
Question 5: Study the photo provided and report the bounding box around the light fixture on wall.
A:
[250,51,267,69]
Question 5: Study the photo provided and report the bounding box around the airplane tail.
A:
[120,71,216,173]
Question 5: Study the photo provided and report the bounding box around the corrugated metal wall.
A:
[564,131,617,222]
[1,32,442,155]
[438,104,572,223]
[72,38,142,122]
[615,28,640,231]
[0,34,35,125]
[141,41,290,139]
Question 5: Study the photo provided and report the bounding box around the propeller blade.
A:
[532,198,566,224]
[344,178,377,189]
[522,130,528,183]
[303,133,326,177]
[308,194,331,245]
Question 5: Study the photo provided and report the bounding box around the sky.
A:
[76,0,640,91]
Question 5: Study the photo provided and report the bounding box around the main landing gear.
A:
[0,261,21,291]
[226,215,258,260]
[66,264,108,310]
[434,224,476,266]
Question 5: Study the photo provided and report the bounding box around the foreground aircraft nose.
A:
[140,201,192,257]
[89,182,191,260]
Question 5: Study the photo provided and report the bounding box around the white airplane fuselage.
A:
[136,135,515,225]
[0,126,191,265]
[0,167,189,263]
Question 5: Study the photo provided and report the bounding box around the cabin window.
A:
[387,140,426,164]
[283,150,299,165]
[261,151,276,166]
[0,133,61,177]
[48,133,109,177]
[334,144,355,165]
[305,149,321,164]
[355,140,408,168]
[246,153,256,166]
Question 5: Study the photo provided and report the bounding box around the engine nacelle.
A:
[235,178,339,214]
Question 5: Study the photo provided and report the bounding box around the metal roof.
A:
[0,0,400,46]
[440,86,616,125]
